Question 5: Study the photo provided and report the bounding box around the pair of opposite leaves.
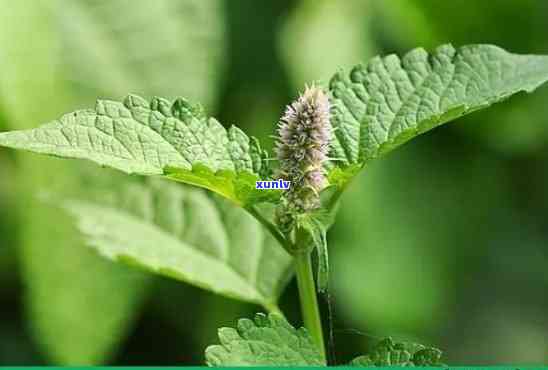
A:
[1,44,548,310]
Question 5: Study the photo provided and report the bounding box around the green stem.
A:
[295,251,326,362]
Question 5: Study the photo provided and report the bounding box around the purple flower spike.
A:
[275,85,331,216]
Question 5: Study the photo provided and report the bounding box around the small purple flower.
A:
[275,85,331,217]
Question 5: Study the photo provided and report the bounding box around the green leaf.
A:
[350,337,444,366]
[375,1,548,155]
[329,44,548,181]
[0,95,279,206]
[61,179,293,310]
[205,313,325,366]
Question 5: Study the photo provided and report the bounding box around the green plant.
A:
[1,44,548,366]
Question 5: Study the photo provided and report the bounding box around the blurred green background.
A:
[1,0,548,365]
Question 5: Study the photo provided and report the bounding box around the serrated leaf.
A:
[329,44,548,182]
[377,1,548,155]
[0,95,279,206]
[61,179,293,310]
[205,313,325,366]
[350,337,444,367]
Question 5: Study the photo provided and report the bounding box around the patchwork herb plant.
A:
[2,44,548,366]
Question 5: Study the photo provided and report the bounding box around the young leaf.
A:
[205,313,325,366]
[350,337,445,366]
[60,179,293,311]
[0,95,279,206]
[329,44,548,182]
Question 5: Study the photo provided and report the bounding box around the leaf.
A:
[205,313,325,366]
[0,95,279,206]
[329,44,548,181]
[350,337,444,366]
[61,179,293,310]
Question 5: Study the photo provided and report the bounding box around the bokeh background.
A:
[1,0,548,365]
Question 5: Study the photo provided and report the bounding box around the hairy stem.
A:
[295,251,326,361]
